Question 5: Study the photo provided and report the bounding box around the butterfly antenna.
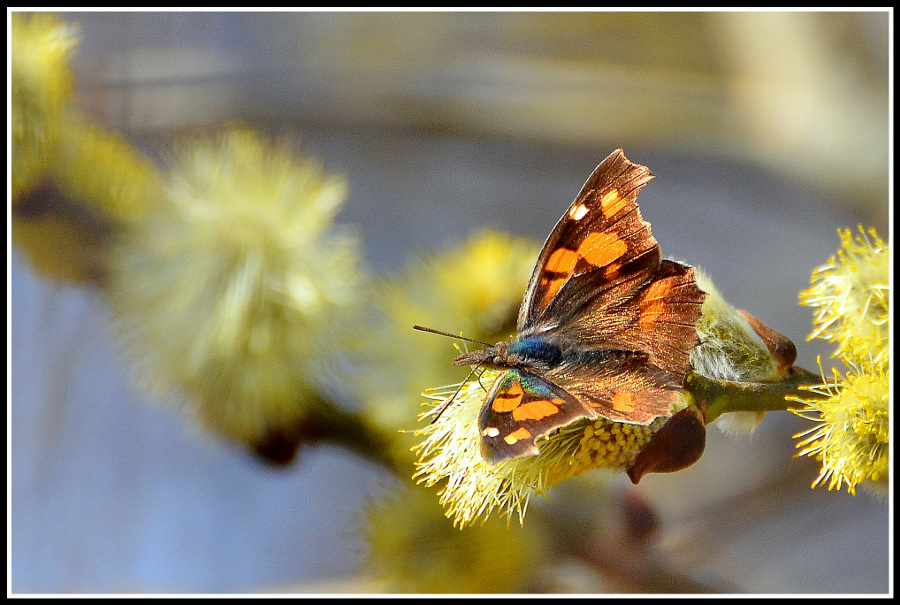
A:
[412,325,492,347]
[412,325,492,423]
[429,363,484,424]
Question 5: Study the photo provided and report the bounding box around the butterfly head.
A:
[453,341,510,368]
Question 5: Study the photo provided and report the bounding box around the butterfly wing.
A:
[516,149,706,423]
[517,148,660,333]
[557,259,705,377]
[545,345,690,424]
[479,369,595,462]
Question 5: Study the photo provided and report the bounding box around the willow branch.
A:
[685,366,828,424]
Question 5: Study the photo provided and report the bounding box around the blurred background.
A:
[10,10,890,594]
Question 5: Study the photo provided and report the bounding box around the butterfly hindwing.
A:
[478,369,595,462]
[546,347,688,424]
[555,259,705,378]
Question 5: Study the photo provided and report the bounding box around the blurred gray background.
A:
[10,11,890,593]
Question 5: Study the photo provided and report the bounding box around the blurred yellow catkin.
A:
[108,127,363,457]
[793,227,889,495]
[11,12,78,203]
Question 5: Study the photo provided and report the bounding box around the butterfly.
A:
[450,149,707,463]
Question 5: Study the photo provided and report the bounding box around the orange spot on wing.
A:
[539,276,569,308]
[578,232,627,268]
[493,381,524,413]
[503,427,533,445]
[600,189,627,218]
[539,234,625,308]
[639,280,672,330]
[511,398,561,421]
[603,262,621,279]
[611,391,636,413]
[545,247,579,274]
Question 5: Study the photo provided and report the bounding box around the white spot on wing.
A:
[568,203,589,220]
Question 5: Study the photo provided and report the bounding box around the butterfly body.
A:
[455,149,707,463]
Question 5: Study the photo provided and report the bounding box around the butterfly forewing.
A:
[518,149,659,333]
